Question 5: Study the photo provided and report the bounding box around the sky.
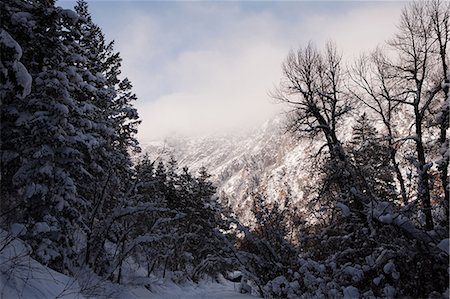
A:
[58,0,406,142]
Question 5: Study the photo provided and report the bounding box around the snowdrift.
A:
[0,230,257,298]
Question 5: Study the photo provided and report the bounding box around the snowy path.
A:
[0,230,258,299]
[129,280,258,299]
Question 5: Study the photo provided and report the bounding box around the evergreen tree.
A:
[0,0,95,271]
[0,26,32,224]
[0,0,141,274]
[348,113,397,201]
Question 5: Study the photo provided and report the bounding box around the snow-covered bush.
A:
[261,209,449,298]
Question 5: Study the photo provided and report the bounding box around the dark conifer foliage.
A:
[1,0,232,281]
[0,0,141,273]
[347,113,397,201]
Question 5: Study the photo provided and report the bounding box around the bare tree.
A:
[428,0,449,222]
[273,42,351,160]
[349,49,408,204]
[387,2,443,230]
[273,42,375,213]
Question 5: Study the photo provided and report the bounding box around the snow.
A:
[373,275,384,286]
[0,150,19,164]
[38,165,53,176]
[382,260,399,280]
[60,9,79,23]
[11,12,35,28]
[146,279,258,299]
[68,54,86,64]
[33,222,50,234]
[67,66,83,83]
[14,62,32,98]
[379,213,393,224]
[383,260,400,280]
[383,284,396,298]
[0,29,22,60]
[343,285,359,299]
[0,29,32,99]
[0,230,83,299]
[0,230,257,299]
[437,238,449,254]
[264,275,290,297]
[228,270,243,280]
[383,261,394,274]
[9,223,26,237]
[55,103,70,115]
[342,265,364,283]
[24,183,48,198]
[336,202,350,217]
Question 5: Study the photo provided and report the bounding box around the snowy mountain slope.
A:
[143,117,316,224]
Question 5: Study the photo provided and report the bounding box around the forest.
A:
[0,0,449,298]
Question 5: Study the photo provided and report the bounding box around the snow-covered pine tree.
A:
[149,158,233,280]
[1,1,33,224]
[250,193,293,263]
[73,0,139,210]
[0,25,32,225]
[347,113,397,201]
[1,0,141,275]
[59,1,144,277]
[154,160,167,200]
[190,166,235,280]
[231,192,298,297]
[0,0,95,271]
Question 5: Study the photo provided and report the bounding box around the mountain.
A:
[143,117,315,225]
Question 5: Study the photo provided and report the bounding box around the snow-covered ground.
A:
[0,230,258,299]
[136,279,257,299]
[0,230,83,299]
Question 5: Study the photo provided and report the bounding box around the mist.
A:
[94,1,405,142]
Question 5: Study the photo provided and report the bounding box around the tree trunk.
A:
[438,75,449,224]
[117,239,126,284]
[435,5,449,223]
[438,114,449,223]
[415,114,434,230]
[163,256,168,278]
[389,147,408,204]
[147,259,156,278]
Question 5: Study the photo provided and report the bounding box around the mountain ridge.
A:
[142,116,313,224]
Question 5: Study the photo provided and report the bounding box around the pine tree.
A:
[0,24,33,224]
[348,113,397,201]
[0,0,141,275]
[0,1,92,271]
[73,0,139,206]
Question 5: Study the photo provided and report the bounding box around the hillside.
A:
[143,117,315,224]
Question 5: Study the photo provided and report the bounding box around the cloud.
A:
[111,2,404,142]
[135,40,287,140]
[300,2,405,60]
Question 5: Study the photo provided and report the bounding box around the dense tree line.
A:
[0,0,234,286]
